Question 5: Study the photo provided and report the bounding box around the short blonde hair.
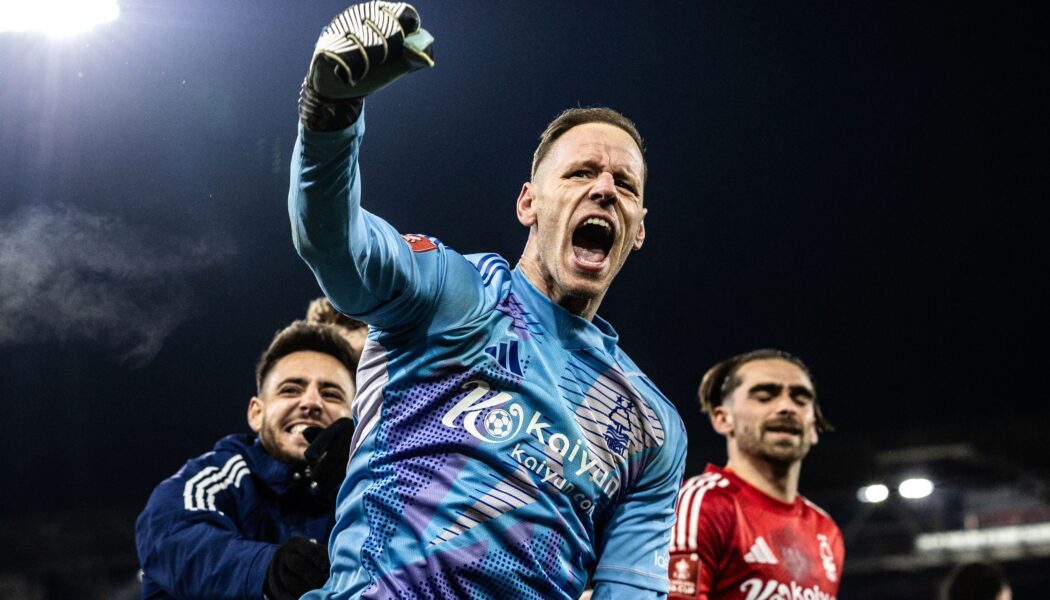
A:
[531,107,647,181]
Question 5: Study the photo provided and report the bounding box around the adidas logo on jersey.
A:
[744,536,778,564]
[485,340,523,376]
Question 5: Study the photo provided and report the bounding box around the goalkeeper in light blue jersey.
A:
[288,3,687,598]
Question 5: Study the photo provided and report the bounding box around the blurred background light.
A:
[857,484,890,504]
[916,522,1050,553]
[899,478,934,499]
[0,0,120,36]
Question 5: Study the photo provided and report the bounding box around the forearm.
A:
[140,520,276,599]
[289,115,386,315]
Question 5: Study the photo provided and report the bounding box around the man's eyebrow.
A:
[748,383,783,396]
[318,380,346,390]
[278,377,308,387]
[564,157,640,181]
[564,157,600,171]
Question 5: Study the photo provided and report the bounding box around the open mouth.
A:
[284,422,321,436]
[571,216,615,266]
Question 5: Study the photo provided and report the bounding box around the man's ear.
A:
[516,182,536,227]
[633,209,648,251]
[711,404,733,437]
[247,396,264,433]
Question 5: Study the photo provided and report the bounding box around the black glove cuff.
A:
[298,79,364,132]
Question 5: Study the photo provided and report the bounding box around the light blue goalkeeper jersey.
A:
[289,112,686,600]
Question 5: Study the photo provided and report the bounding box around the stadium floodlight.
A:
[0,0,120,36]
[857,484,890,504]
[899,477,934,499]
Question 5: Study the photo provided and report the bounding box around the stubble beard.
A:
[258,422,307,466]
[736,423,810,467]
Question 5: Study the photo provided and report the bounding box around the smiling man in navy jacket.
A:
[136,320,358,600]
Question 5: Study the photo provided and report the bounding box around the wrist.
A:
[298,81,365,132]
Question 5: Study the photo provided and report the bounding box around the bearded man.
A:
[668,350,844,600]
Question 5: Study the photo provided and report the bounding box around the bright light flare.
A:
[857,484,890,504]
[0,0,120,36]
[899,477,934,499]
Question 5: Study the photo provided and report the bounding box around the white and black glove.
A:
[299,1,434,131]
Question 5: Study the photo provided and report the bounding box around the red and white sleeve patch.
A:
[400,233,437,252]
[668,552,700,598]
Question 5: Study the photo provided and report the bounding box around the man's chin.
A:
[761,443,809,465]
[260,435,308,465]
[560,270,610,300]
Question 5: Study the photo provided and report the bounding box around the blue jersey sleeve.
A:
[590,407,687,598]
[289,112,451,333]
[135,454,276,600]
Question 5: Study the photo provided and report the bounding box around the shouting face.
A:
[247,350,353,464]
[516,122,647,319]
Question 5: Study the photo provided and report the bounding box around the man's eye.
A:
[754,394,772,402]
[279,386,301,395]
[323,392,345,402]
[570,170,591,178]
[615,179,636,193]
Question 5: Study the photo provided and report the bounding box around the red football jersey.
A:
[668,465,844,600]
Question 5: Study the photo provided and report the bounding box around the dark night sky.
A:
[0,1,1045,520]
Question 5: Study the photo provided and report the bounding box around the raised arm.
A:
[289,2,437,330]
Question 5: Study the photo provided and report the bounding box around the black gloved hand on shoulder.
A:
[264,536,330,600]
[303,417,355,505]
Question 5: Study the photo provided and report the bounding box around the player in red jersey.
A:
[669,349,843,600]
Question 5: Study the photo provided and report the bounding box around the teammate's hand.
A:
[264,537,330,600]
[303,417,355,504]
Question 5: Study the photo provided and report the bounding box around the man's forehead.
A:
[265,350,350,385]
[549,123,643,170]
[737,359,812,388]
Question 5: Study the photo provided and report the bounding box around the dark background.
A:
[1,1,1046,597]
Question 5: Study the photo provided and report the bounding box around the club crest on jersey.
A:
[602,394,633,458]
[400,233,437,252]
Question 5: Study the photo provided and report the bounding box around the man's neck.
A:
[725,450,801,504]
[517,260,603,321]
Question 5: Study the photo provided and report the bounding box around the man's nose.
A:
[299,387,323,412]
[589,172,618,205]
[773,394,799,414]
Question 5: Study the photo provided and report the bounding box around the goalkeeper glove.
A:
[299,1,434,131]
